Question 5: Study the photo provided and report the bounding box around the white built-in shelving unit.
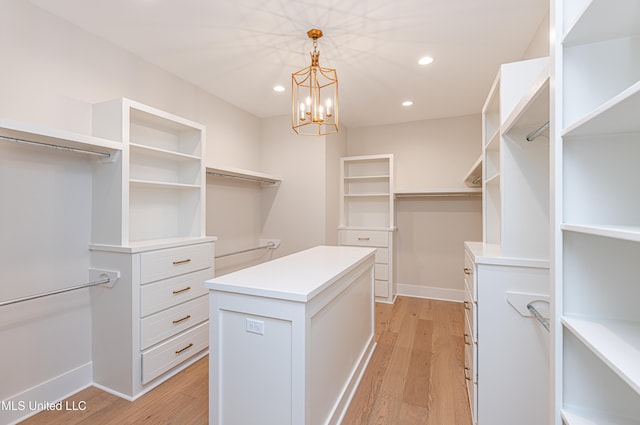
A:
[92,98,208,247]
[90,98,215,399]
[482,56,550,259]
[552,1,640,423]
[339,154,396,303]
[465,56,551,425]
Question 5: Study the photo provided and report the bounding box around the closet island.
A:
[205,245,377,425]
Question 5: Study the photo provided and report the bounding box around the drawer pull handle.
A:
[464,301,472,310]
[357,237,370,241]
[175,343,193,354]
[172,286,191,295]
[464,267,471,275]
[173,258,192,265]
[464,367,471,381]
[464,333,472,346]
[172,314,192,324]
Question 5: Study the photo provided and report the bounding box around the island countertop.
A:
[204,245,376,302]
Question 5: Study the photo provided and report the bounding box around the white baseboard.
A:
[396,283,464,302]
[1,362,92,425]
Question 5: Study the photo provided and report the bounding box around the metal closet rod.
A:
[0,134,112,158]
[215,241,276,259]
[0,277,112,307]
[527,301,550,332]
[526,121,550,142]
[207,171,276,185]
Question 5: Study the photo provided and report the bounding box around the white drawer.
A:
[140,268,212,317]
[465,315,475,347]
[464,285,475,335]
[374,280,389,298]
[465,340,477,422]
[340,230,389,247]
[141,321,209,384]
[374,263,389,281]
[141,243,213,284]
[140,295,209,350]
[374,247,389,264]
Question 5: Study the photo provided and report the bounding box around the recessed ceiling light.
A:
[273,85,285,92]
[402,101,413,107]
[418,56,434,65]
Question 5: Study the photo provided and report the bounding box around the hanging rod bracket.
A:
[525,121,550,142]
[259,238,281,249]
[506,291,550,332]
[98,149,120,164]
[89,268,121,288]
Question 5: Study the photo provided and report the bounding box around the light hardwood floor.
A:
[21,297,471,425]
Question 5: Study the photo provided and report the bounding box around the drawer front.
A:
[374,263,389,281]
[374,280,389,298]
[463,286,475,338]
[141,321,209,384]
[375,247,389,264]
[140,268,212,317]
[140,295,209,350]
[141,243,213,284]
[465,340,477,423]
[464,251,477,301]
[340,230,389,247]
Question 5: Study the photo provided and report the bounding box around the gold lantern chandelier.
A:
[292,29,339,136]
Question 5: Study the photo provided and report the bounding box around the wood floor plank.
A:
[22,297,471,425]
[402,319,433,408]
[341,336,398,425]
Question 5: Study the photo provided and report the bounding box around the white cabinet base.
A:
[465,242,550,425]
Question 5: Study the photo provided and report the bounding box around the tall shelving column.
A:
[338,154,396,303]
[90,98,215,399]
[552,1,640,423]
[466,56,551,425]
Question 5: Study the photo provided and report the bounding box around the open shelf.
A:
[563,81,640,137]
[563,0,640,47]
[502,75,550,137]
[129,179,201,190]
[206,164,282,186]
[562,224,640,242]
[464,155,482,187]
[0,118,122,156]
[563,316,640,395]
[395,187,482,198]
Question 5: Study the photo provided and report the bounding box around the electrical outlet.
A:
[246,318,265,335]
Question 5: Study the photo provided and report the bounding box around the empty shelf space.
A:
[562,81,640,137]
[502,76,550,136]
[130,143,201,161]
[563,0,640,47]
[130,179,201,190]
[563,316,640,395]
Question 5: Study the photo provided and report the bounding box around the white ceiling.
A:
[27,0,548,128]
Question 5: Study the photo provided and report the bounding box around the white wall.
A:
[325,129,348,245]
[523,11,550,60]
[259,115,331,258]
[347,115,481,191]
[347,115,483,299]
